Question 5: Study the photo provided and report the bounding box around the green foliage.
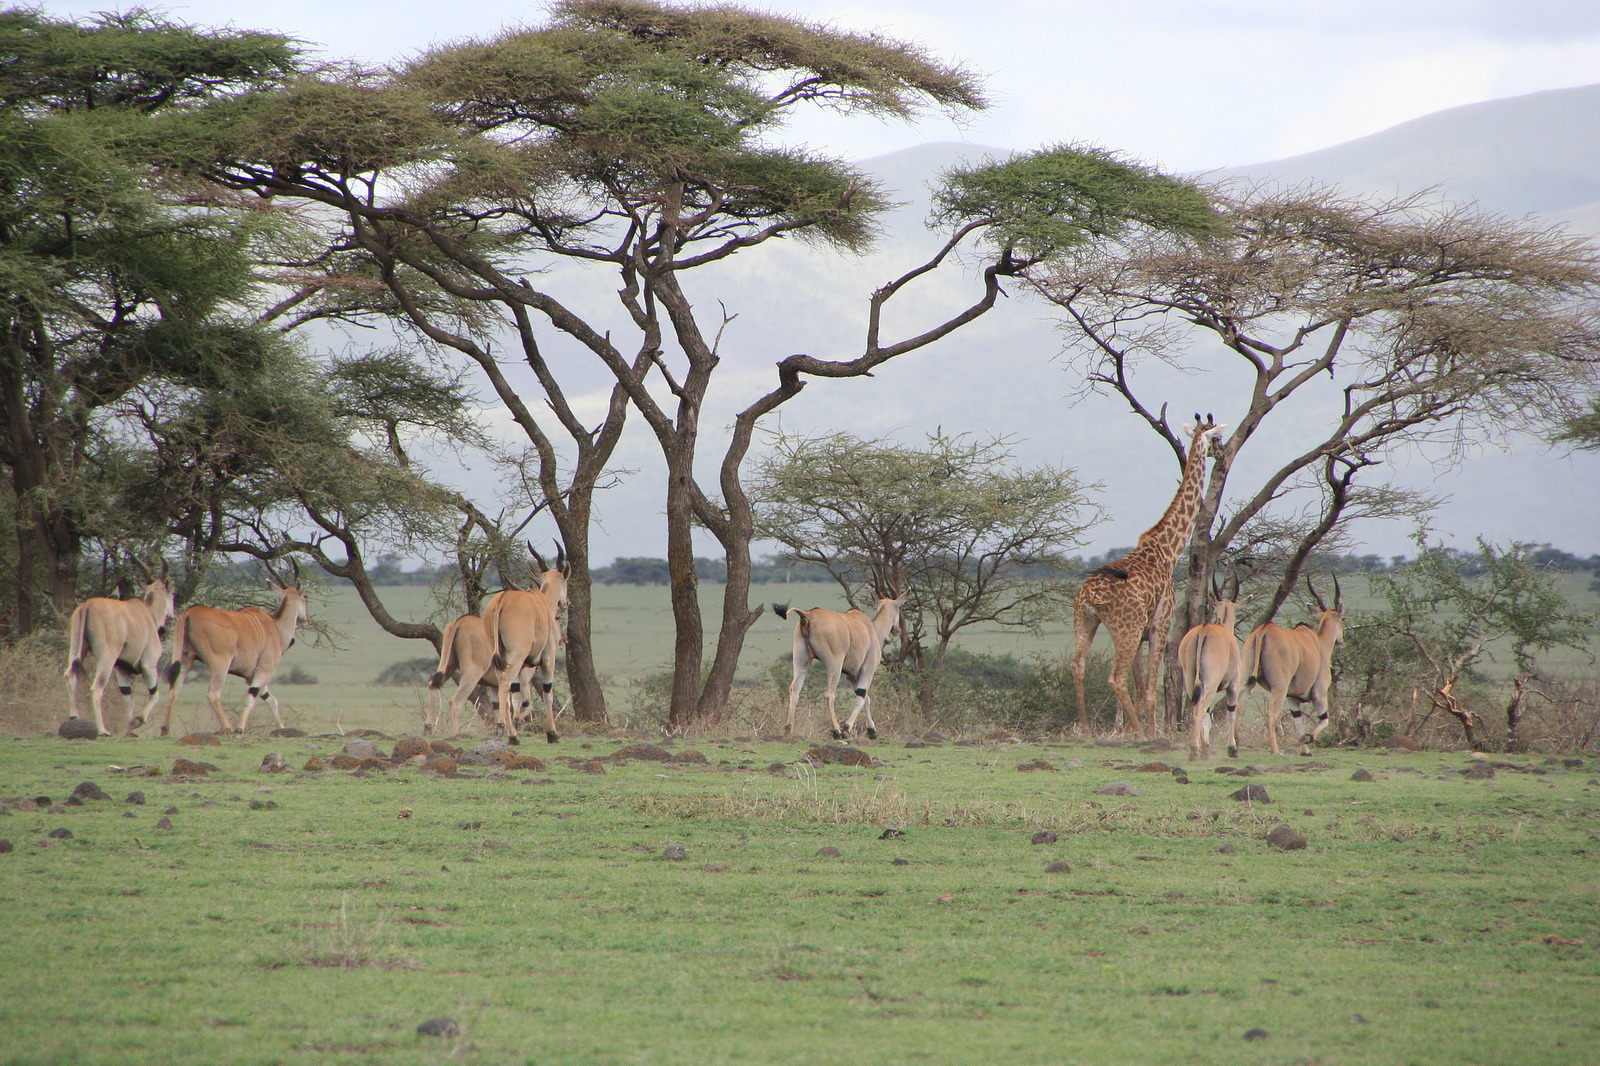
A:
[932,143,1222,259]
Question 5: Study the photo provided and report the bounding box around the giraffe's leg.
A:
[1107,624,1142,739]
[1070,600,1100,732]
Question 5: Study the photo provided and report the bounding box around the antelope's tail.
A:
[162,613,190,687]
[66,604,90,678]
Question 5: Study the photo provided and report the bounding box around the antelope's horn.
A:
[527,540,549,573]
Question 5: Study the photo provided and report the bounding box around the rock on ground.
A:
[1266,824,1307,850]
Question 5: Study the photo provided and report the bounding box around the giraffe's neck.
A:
[1139,430,1210,566]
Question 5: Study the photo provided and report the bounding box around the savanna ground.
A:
[3,578,1598,1064]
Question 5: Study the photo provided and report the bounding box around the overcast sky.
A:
[41,0,1600,170]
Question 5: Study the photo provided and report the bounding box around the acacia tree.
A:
[120,341,494,646]
[174,0,1216,726]
[1026,184,1600,727]
[752,430,1098,713]
[0,9,299,633]
[1356,538,1594,749]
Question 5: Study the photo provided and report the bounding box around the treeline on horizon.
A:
[209,545,1600,589]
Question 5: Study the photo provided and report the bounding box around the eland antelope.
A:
[1237,577,1344,757]
[64,560,176,736]
[425,612,536,737]
[158,562,309,735]
[773,595,904,740]
[483,544,569,744]
[1177,579,1243,762]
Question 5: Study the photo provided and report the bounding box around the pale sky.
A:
[41,0,1600,170]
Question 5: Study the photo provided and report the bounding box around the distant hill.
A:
[1220,82,1600,233]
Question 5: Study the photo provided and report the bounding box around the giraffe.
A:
[1071,414,1227,738]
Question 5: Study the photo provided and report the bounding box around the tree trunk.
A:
[664,443,703,731]
[1435,681,1476,748]
[1504,675,1528,753]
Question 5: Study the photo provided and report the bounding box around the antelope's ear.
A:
[1180,422,1194,437]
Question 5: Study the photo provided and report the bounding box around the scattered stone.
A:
[577,759,607,774]
[1352,1013,1369,1024]
[58,718,100,740]
[65,795,84,807]
[269,727,306,738]
[304,756,328,771]
[1218,843,1236,854]
[1463,762,1496,780]
[804,745,873,767]
[0,839,11,853]
[126,791,145,805]
[391,735,433,762]
[1045,860,1072,874]
[1230,783,1270,803]
[1016,760,1056,772]
[1266,824,1307,850]
[155,816,174,830]
[493,753,547,771]
[357,757,392,772]
[662,844,687,860]
[1138,761,1173,773]
[670,749,708,764]
[1031,830,1059,845]
[815,846,841,857]
[891,857,909,866]
[879,828,905,840]
[329,753,361,770]
[47,828,73,840]
[482,839,511,850]
[1385,735,1422,750]
[765,762,795,777]
[1214,766,1238,775]
[343,739,381,760]
[1243,1028,1269,1042]
[904,739,926,749]
[613,744,674,762]
[259,753,288,774]
[248,798,279,810]
[423,756,459,774]
[1351,768,1374,782]
[178,733,223,747]
[1094,782,1140,797]
[416,1017,460,1038]
[170,759,210,777]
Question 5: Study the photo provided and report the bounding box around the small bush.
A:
[276,665,318,686]
[0,631,68,732]
[375,657,437,686]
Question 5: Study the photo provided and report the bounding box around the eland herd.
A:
[63,412,1344,757]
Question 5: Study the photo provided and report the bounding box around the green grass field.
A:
[0,732,1596,1065]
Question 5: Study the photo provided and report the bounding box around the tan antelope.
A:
[484,543,569,744]
[1237,576,1344,757]
[424,612,536,737]
[1177,575,1243,762]
[64,560,176,737]
[773,594,904,740]
[157,561,309,735]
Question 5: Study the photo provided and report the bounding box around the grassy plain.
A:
[0,733,1597,1065]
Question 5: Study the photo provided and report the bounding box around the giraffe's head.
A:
[1180,413,1228,458]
